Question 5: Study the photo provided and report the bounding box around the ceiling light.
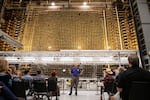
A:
[51,2,55,6]
[83,2,87,6]
[48,46,52,49]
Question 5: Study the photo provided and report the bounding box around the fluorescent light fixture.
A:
[48,5,59,9]
[99,56,113,62]
[80,5,90,10]
[77,46,81,49]
[83,2,87,6]
[5,57,18,61]
[41,57,54,61]
[80,57,93,62]
[51,2,55,6]
[48,46,52,49]
[120,57,128,62]
[60,57,73,62]
[22,57,35,61]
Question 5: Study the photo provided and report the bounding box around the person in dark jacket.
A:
[0,60,12,88]
[48,70,59,100]
[117,54,150,100]
[0,81,18,100]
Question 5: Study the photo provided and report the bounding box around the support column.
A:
[129,0,150,69]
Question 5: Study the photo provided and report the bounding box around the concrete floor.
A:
[23,81,110,100]
[26,90,108,100]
